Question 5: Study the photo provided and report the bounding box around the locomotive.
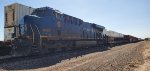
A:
[1,7,140,56]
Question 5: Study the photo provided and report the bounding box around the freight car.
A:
[1,7,141,57]
[124,35,139,43]
[103,30,141,46]
[103,30,125,46]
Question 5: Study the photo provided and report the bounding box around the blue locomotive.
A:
[10,7,106,56]
[0,7,140,56]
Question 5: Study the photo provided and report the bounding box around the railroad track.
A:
[0,55,30,64]
[0,54,45,64]
[0,45,110,65]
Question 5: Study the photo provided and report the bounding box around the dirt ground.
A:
[134,41,150,71]
[0,41,150,71]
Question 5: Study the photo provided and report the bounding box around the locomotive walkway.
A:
[0,41,150,71]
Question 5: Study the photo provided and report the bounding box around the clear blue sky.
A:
[0,0,150,40]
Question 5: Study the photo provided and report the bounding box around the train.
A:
[0,7,141,56]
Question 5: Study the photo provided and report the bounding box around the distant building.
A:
[4,3,34,41]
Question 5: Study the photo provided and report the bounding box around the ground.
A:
[0,41,150,71]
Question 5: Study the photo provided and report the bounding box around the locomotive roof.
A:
[31,7,105,28]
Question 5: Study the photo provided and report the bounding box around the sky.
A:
[0,0,150,40]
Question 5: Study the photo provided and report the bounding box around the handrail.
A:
[34,24,41,46]
[30,24,34,44]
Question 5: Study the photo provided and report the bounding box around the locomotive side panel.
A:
[22,7,106,55]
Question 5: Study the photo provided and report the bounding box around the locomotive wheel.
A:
[11,45,18,57]
[11,39,32,56]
